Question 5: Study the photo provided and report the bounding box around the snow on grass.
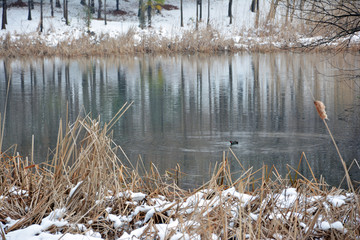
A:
[327,195,346,207]
[9,186,29,196]
[2,0,358,55]
[3,186,356,239]
[69,181,83,199]
[4,208,102,240]
[1,114,359,239]
[0,0,304,53]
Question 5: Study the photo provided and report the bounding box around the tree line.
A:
[1,0,359,50]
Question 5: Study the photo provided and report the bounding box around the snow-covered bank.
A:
[2,187,357,240]
[1,113,359,240]
[2,0,263,42]
[1,0,359,56]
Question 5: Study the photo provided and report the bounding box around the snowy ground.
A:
[1,0,360,52]
[0,0,301,50]
[1,186,356,240]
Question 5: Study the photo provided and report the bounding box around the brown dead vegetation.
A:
[0,102,359,239]
[1,25,359,57]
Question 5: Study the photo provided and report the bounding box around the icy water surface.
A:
[1,53,359,188]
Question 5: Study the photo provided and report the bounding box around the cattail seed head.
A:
[314,100,328,120]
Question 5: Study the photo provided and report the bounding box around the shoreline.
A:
[1,30,359,57]
[2,0,360,57]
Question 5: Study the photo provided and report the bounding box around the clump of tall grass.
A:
[0,103,359,239]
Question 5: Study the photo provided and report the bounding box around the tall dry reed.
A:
[2,23,358,57]
[0,107,359,239]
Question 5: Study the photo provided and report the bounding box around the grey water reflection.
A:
[1,54,359,189]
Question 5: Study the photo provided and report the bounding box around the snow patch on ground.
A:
[0,0,312,51]
[2,186,355,239]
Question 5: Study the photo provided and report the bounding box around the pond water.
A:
[1,53,359,189]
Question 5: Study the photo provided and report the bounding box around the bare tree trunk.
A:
[40,0,43,32]
[64,0,69,25]
[1,0,6,30]
[147,4,151,27]
[250,0,256,12]
[299,0,306,19]
[98,0,102,19]
[199,0,202,20]
[138,0,145,29]
[28,0,32,20]
[207,0,210,26]
[195,0,198,30]
[63,0,66,17]
[254,0,260,28]
[228,0,232,24]
[87,0,90,32]
[228,0,232,16]
[251,0,260,27]
[4,0,7,24]
[50,0,54,17]
[104,0,107,25]
[116,0,119,11]
[180,0,183,27]
[56,0,61,8]
[290,0,296,23]
[266,0,280,22]
[285,0,290,26]
[90,0,95,14]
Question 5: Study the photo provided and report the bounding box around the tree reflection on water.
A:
[1,53,359,188]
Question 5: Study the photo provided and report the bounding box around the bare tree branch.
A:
[295,0,360,48]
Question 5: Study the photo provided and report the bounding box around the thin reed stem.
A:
[322,119,354,193]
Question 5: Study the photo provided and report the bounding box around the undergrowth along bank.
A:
[1,26,359,57]
[0,103,359,239]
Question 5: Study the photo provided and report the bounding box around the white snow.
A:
[318,220,347,233]
[327,195,346,207]
[4,208,103,240]
[0,0,321,51]
[131,192,146,202]
[9,186,29,196]
[68,181,83,199]
[330,221,347,233]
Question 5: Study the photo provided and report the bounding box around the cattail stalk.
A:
[314,101,356,197]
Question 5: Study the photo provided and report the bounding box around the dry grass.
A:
[0,27,237,57]
[1,23,360,57]
[0,103,359,239]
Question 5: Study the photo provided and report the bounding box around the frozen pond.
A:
[1,53,359,188]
